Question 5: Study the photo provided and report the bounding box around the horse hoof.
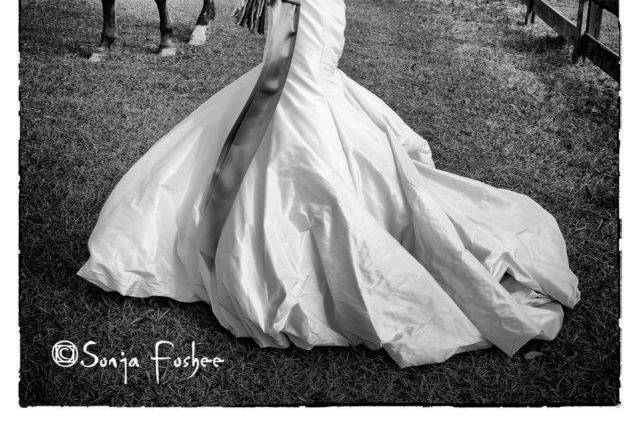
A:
[88,52,107,62]
[159,47,176,57]
[189,25,207,46]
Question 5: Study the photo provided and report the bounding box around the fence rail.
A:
[520,0,619,81]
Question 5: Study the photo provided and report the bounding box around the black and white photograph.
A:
[6,0,635,411]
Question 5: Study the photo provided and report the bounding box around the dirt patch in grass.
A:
[19,0,619,405]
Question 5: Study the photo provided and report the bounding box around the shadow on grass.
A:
[502,26,569,65]
[498,17,618,141]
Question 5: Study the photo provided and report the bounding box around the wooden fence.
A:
[520,0,619,81]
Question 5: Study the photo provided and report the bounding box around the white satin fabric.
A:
[78,0,580,367]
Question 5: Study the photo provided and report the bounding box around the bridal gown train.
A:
[78,0,580,367]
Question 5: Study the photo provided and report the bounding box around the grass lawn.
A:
[19,0,619,406]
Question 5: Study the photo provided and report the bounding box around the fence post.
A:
[524,0,535,24]
[572,0,587,62]
[586,1,603,39]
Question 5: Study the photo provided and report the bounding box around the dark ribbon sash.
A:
[197,0,301,269]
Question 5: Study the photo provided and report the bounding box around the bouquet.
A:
[234,0,270,34]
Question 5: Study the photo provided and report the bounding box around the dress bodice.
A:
[289,0,346,81]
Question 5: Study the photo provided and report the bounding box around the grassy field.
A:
[19,0,619,405]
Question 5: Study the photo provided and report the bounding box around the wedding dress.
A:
[78,0,580,367]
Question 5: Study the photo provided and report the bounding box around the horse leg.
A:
[189,0,216,46]
[89,0,116,62]
[154,0,176,56]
